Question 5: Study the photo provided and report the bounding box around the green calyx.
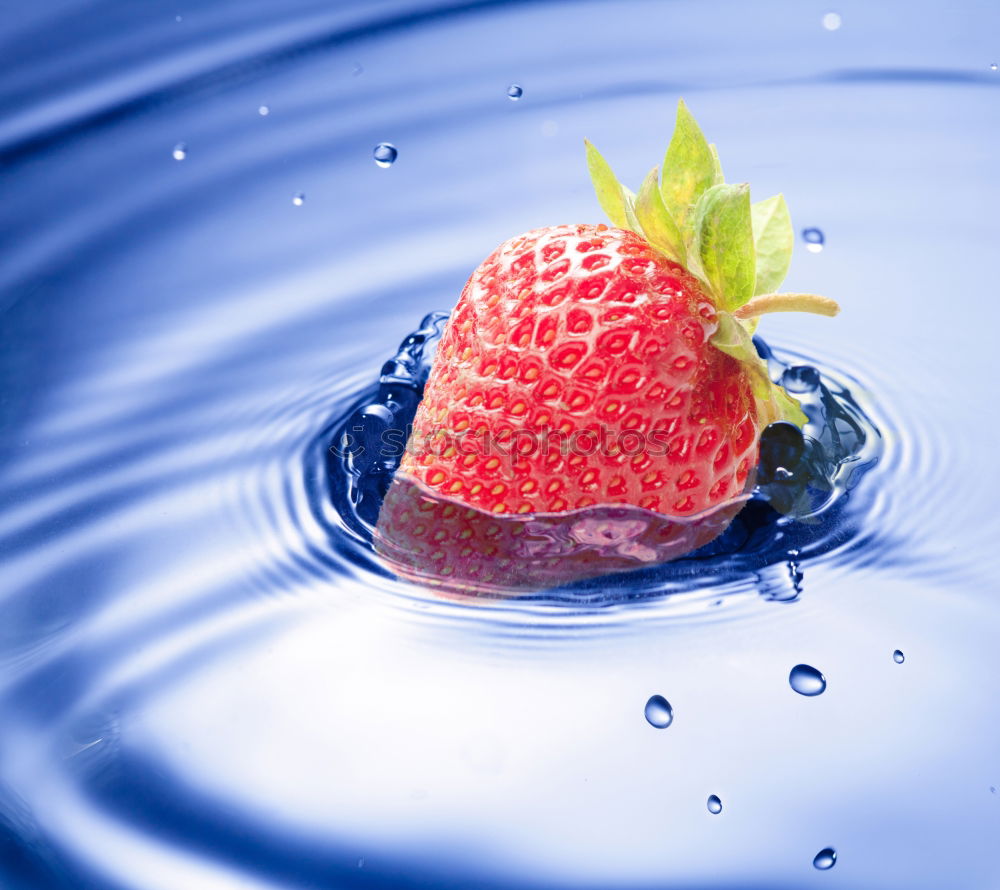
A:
[585,99,839,429]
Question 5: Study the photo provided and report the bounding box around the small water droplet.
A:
[991,786,997,794]
[991,63,998,72]
[821,12,841,30]
[172,142,187,161]
[258,105,270,116]
[352,62,364,77]
[813,847,837,870]
[644,695,673,728]
[175,14,183,23]
[893,649,905,664]
[292,192,305,206]
[373,142,397,168]
[507,84,523,100]
[357,857,365,868]
[802,227,825,253]
[789,664,826,696]
[707,794,722,814]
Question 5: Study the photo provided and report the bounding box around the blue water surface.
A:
[2,1,1000,888]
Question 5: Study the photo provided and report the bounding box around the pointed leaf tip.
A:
[585,140,629,230]
[660,101,716,231]
[751,194,793,295]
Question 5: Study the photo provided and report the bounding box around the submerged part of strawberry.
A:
[375,473,750,595]
[398,224,759,518]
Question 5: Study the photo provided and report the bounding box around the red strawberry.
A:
[375,101,838,593]
[400,223,757,515]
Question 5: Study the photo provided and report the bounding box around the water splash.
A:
[326,314,882,601]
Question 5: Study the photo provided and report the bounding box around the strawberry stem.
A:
[733,293,840,320]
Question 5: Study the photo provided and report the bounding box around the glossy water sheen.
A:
[2,2,1000,889]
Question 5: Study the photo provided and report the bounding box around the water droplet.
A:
[644,695,673,728]
[893,649,905,664]
[373,142,397,168]
[813,847,837,870]
[175,14,183,23]
[789,664,826,696]
[352,62,364,77]
[991,63,998,72]
[507,84,523,100]
[707,794,722,814]
[258,105,270,116]
[821,12,841,30]
[759,422,806,479]
[991,786,997,794]
[781,365,821,394]
[172,142,187,161]
[357,857,365,869]
[292,193,305,206]
[802,227,825,253]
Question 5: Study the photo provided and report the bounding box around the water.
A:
[372,141,398,168]
[2,2,1000,888]
[707,794,723,815]
[644,695,674,729]
[893,649,905,664]
[813,847,838,870]
[802,227,825,253]
[789,663,827,697]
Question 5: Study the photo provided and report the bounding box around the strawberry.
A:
[375,101,838,593]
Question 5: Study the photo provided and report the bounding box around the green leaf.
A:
[634,167,686,264]
[771,384,808,427]
[751,194,793,295]
[693,183,755,310]
[621,185,640,232]
[708,143,724,185]
[660,100,717,230]
[585,140,629,229]
[709,311,759,365]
